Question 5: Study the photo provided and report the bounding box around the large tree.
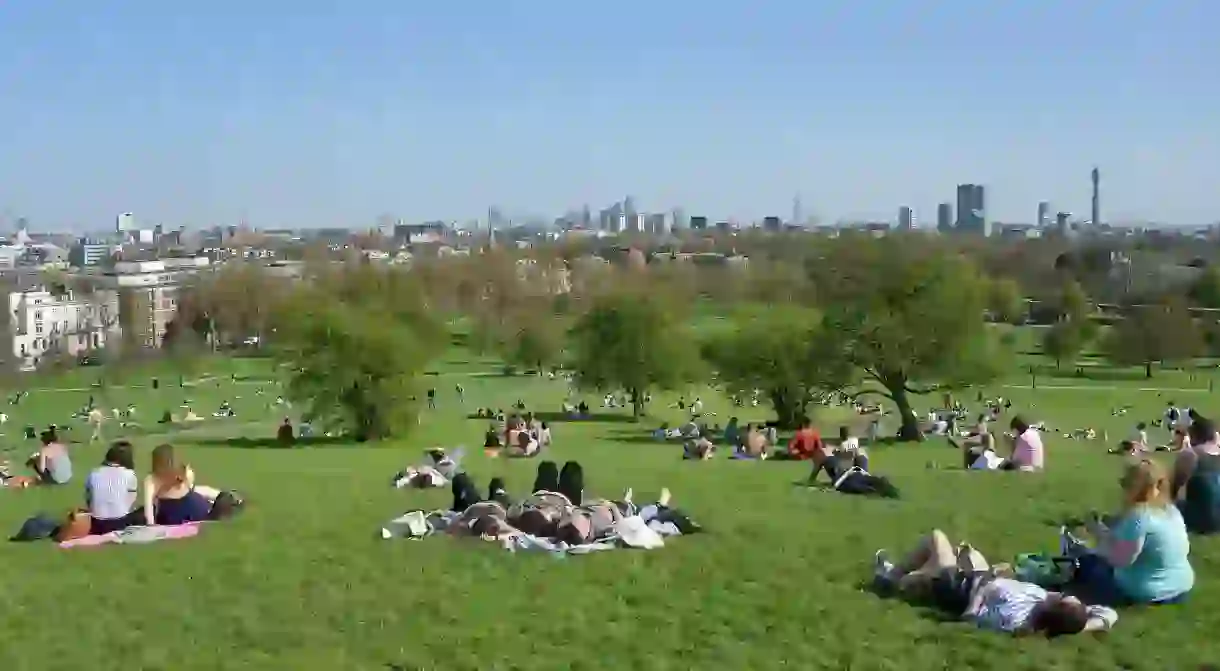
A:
[818,238,1008,441]
[270,268,444,441]
[1042,320,1097,369]
[1105,300,1202,378]
[567,291,701,418]
[702,306,850,428]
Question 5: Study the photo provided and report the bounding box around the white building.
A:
[8,287,121,369]
[75,256,211,348]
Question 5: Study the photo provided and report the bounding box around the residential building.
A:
[7,286,120,369]
[78,256,211,348]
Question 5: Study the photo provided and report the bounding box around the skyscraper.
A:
[898,206,913,230]
[792,194,803,227]
[1037,201,1050,228]
[937,203,953,232]
[955,184,987,235]
[1091,167,1100,226]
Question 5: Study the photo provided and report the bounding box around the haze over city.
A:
[1,1,1217,229]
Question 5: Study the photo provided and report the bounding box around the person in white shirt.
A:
[835,426,868,470]
[872,529,1117,638]
[1110,422,1149,455]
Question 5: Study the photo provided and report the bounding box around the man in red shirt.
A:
[785,419,823,460]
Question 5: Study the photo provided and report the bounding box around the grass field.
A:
[2,344,1220,670]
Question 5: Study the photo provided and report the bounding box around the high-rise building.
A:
[116,212,135,232]
[624,196,637,221]
[792,194,803,228]
[689,216,708,230]
[763,216,782,232]
[898,206,914,230]
[1056,212,1071,236]
[1037,201,1050,228]
[937,203,953,232]
[955,184,987,235]
[1090,167,1100,226]
[645,213,667,235]
[670,207,688,230]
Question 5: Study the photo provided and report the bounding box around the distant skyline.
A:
[1,2,1217,229]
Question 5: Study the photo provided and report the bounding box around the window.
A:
[34,310,42,320]
[34,323,43,334]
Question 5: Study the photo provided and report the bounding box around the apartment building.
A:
[7,287,120,369]
[77,256,211,348]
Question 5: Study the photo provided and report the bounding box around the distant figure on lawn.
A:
[776,418,822,461]
[872,529,1116,638]
[26,429,72,485]
[277,418,295,446]
[1062,458,1194,605]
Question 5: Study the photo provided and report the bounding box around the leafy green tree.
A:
[819,238,1008,441]
[568,291,701,418]
[1105,300,1202,378]
[271,274,443,441]
[1188,267,1220,309]
[504,318,566,374]
[702,307,850,429]
[1041,320,1097,369]
[1057,280,1092,322]
[988,278,1026,324]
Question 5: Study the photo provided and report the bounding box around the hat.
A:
[614,515,665,550]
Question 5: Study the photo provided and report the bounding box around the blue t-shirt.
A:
[1111,505,1195,602]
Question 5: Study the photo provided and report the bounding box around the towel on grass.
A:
[59,523,202,549]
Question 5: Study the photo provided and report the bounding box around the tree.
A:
[1105,301,1202,378]
[1057,280,1092,323]
[503,317,566,373]
[568,291,701,418]
[819,238,1008,441]
[987,278,1026,324]
[270,266,444,441]
[702,307,850,429]
[1042,320,1097,369]
[1188,267,1220,309]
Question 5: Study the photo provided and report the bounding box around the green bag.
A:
[1015,553,1077,587]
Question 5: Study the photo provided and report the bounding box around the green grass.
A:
[3,347,1220,669]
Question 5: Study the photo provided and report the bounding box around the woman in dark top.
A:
[144,444,212,526]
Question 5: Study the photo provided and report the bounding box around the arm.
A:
[1096,512,1146,568]
[1172,449,1198,500]
[143,476,157,526]
[84,475,93,508]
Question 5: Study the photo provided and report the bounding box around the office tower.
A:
[689,216,708,230]
[937,203,953,232]
[955,184,987,235]
[1056,212,1070,235]
[580,204,592,229]
[792,194,803,227]
[116,212,135,232]
[898,206,914,230]
[624,196,636,221]
[1037,201,1050,228]
[1091,167,1100,226]
[763,216,782,232]
[670,207,688,230]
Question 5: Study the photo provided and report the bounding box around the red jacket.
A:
[788,428,823,460]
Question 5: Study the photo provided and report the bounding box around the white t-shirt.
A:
[1131,429,1148,447]
[968,578,1118,633]
[839,437,860,454]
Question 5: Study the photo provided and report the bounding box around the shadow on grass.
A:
[532,411,640,425]
[1034,367,1153,383]
[856,580,960,624]
[606,433,675,446]
[188,435,357,449]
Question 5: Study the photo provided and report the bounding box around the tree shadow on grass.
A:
[531,411,640,425]
[187,435,356,449]
[1034,367,1154,383]
[606,433,677,446]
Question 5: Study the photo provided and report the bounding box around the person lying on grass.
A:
[806,443,897,497]
[1062,457,1194,605]
[1108,423,1150,456]
[872,529,1117,638]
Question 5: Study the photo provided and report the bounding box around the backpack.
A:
[54,509,92,543]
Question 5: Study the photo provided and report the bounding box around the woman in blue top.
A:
[1067,457,1194,606]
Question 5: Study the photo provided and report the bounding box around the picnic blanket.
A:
[59,523,202,549]
[380,508,685,556]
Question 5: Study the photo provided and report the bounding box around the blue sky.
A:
[0,1,1216,230]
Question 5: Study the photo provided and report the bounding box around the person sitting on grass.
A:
[1061,458,1194,605]
[834,425,868,470]
[86,441,142,535]
[682,436,715,460]
[483,424,502,450]
[733,423,769,460]
[998,416,1044,472]
[143,444,225,526]
[1108,422,1149,456]
[26,429,72,485]
[507,428,540,458]
[775,418,822,461]
[1171,418,1220,535]
[277,417,295,446]
[872,529,1117,637]
[723,417,742,450]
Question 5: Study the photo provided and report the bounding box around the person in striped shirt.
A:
[85,441,142,535]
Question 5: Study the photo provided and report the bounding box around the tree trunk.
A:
[769,388,806,431]
[630,387,644,419]
[1145,361,1153,379]
[889,385,923,442]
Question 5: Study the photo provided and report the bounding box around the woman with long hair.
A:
[1065,458,1194,605]
[143,444,214,526]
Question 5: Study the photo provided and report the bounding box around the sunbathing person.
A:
[949,432,1003,470]
[143,444,233,526]
[1109,422,1149,455]
[872,529,1116,637]
[393,448,464,489]
[774,418,822,460]
[807,446,897,497]
[507,429,540,458]
[834,425,868,470]
[682,436,715,460]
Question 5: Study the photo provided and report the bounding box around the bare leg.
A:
[955,543,989,572]
[874,530,957,595]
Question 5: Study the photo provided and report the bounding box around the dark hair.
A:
[1136,422,1147,431]
[1032,599,1090,638]
[839,426,849,441]
[532,461,559,494]
[1188,418,1216,446]
[1010,416,1030,433]
[515,508,555,537]
[40,429,57,445]
[103,441,135,470]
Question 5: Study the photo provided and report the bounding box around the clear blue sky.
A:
[1,1,1216,230]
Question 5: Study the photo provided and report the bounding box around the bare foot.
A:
[623,487,634,504]
[658,487,672,507]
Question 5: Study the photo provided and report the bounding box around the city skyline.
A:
[1,2,1217,228]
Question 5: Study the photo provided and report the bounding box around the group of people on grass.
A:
[481,412,552,458]
[440,460,699,548]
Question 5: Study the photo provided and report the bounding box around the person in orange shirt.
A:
[779,418,823,460]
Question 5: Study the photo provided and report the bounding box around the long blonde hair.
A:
[1121,458,1171,511]
[151,443,188,487]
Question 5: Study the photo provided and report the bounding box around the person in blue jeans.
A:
[1062,458,1194,606]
